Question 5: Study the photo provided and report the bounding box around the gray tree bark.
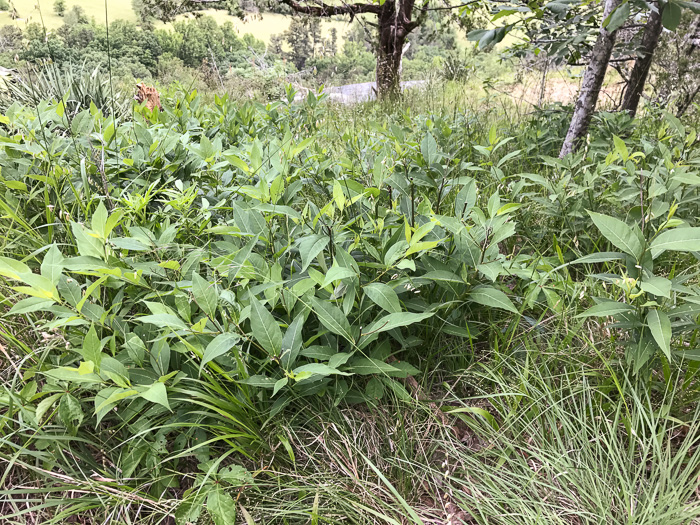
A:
[620,4,664,117]
[559,0,624,157]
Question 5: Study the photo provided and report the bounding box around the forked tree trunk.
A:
[620,4,664,117]
[559,0,623,157]
[279,0,423,101]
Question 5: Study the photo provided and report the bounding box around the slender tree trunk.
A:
[620,4,664,117]
[376,3,410,100]
[676,84,700,117]
[559,0,623,157]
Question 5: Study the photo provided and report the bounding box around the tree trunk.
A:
[620,4,664,117]
[559,0,623,157]
[676,84,700,117]
[675,16,700,116]
[376,3,410,100]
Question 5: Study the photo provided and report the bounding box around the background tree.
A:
[653,13,700,116]
[54,0,66,17]
[559,0,622,157]
[619,3,664,116]
[470,0,700,155]
[64,5,89,26]
[275,17,323,70]
[131,0,472,99]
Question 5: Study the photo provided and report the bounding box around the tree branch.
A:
[279,0,382,17]
[423,0,480,11]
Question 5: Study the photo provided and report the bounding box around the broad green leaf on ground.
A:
[207,486,237,525]
[139,382,170,411]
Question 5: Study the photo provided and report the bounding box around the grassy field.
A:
[0,1,350,45]
[0,0,138,29]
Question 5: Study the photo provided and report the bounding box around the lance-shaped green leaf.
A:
[310,296,354,343]
[587,211,643,259]
[201,333,240,372]
[571,252,626,264]
[81,324,104,366]
[650,227,700,258]
[363,283,401,313]
[250,296,282,355]
[640,276,672,298]
[192,272,218,319]
[322,263,356,288]
[421,132,439,164]
[362,311,434,336]
[647,309,672,359]
[576,300,635,318]
[281,314,304,369]
[41,245,64,286]
[298,235,329,272]
[469,286,519,313]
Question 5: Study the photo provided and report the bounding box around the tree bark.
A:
[376,5,408,100]
[559,0,623,158]
[620,4,664,117]
[375,0,422,100]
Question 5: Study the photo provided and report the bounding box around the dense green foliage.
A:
[0,83,699,523]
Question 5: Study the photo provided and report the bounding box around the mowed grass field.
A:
[0,1,350,45]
